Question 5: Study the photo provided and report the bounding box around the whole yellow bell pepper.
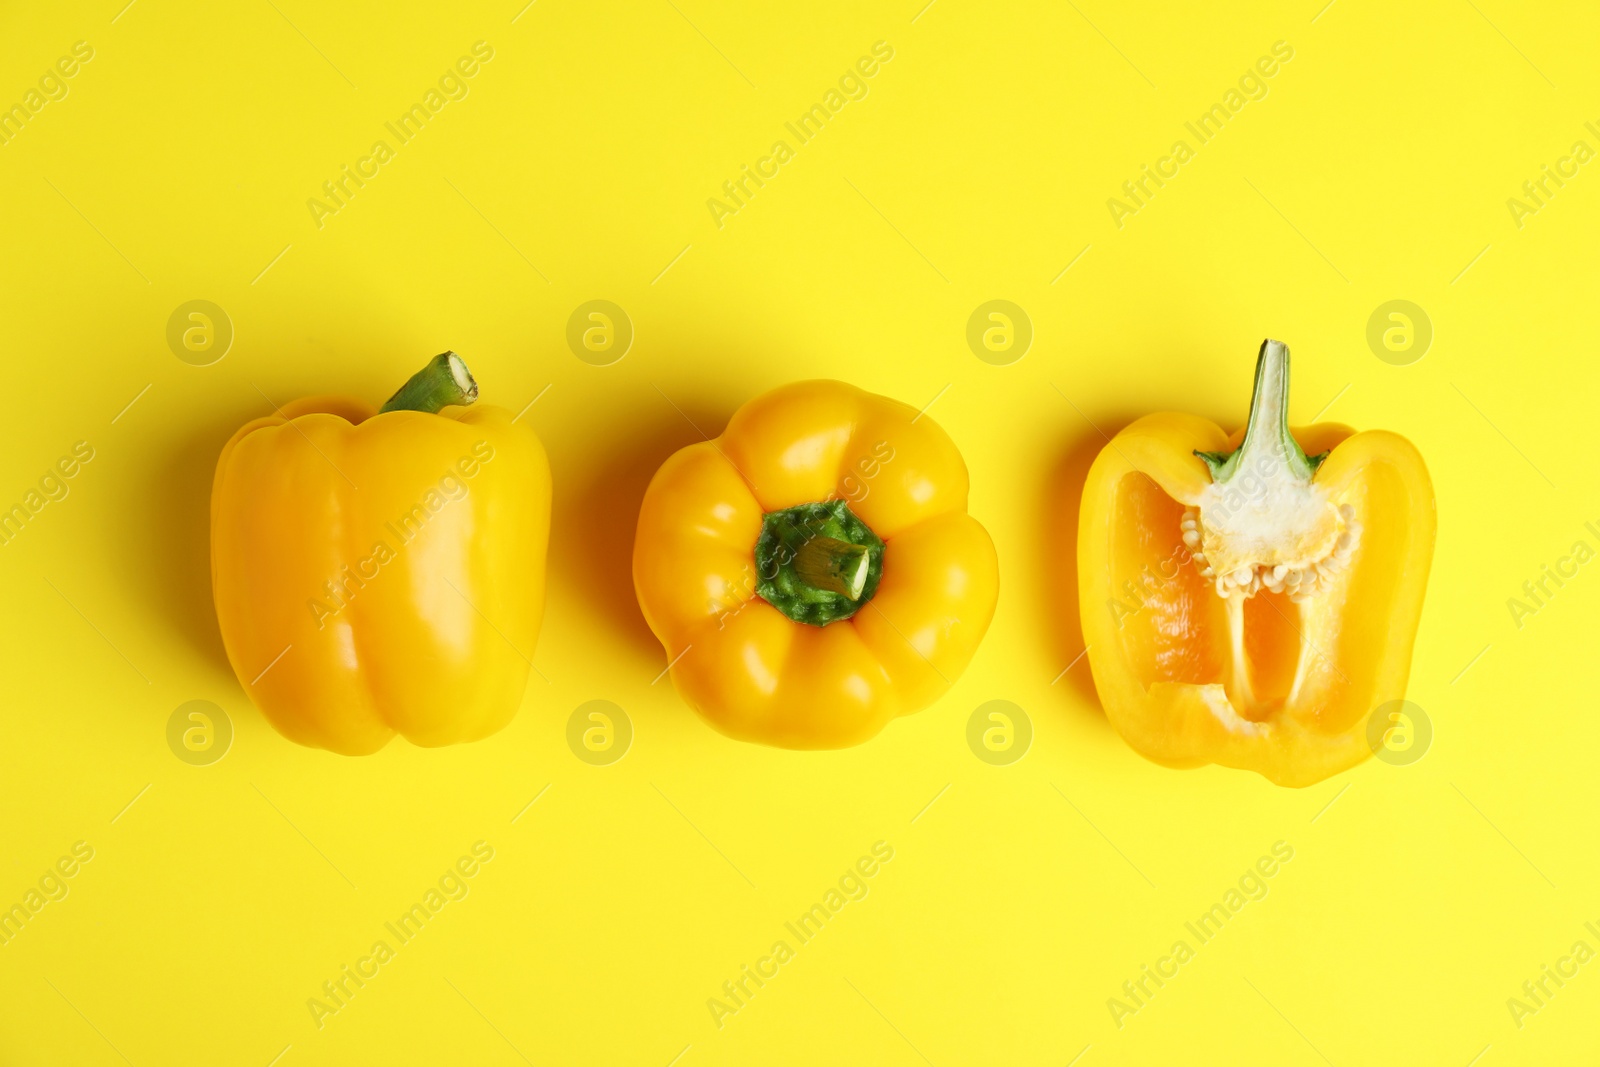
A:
[210,354,551,755]
[1077,340,1435,787]
[634,380,999,748]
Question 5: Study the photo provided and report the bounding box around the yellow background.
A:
[1,0,1596,1063]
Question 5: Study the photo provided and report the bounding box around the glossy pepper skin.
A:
[634,380,999,748]
[1077,340,1435,787]
[210,355,551,755]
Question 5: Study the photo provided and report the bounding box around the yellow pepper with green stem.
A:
[634,380,999,748]
[210,353,551,755]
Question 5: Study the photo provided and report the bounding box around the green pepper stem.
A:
[793,536,871,600]
[753,500,885,626]
[379,352,478,414]
[1194,338,1326,484]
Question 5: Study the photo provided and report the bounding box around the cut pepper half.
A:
[1077,339,1435,786]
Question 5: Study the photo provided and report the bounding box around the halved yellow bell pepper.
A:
[210,354,551,755]
[634,380,999,748]
[1077,340,1434,786]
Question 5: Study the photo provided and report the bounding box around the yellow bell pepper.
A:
[210,354,551,755]
[634,380,999,748]
[1077,340,1435,787]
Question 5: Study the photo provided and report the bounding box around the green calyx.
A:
[379,352,479,414]
[1194,338,1328,484]
[754,500,885,626]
